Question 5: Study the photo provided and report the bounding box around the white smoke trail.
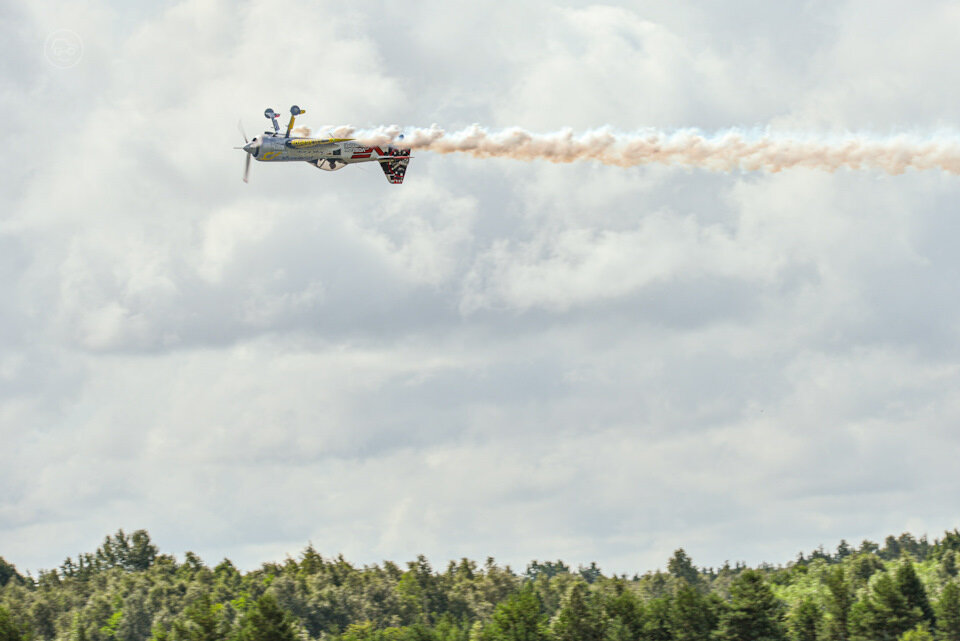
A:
[328,124,960,175]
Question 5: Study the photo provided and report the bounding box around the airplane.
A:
[236,105,411,184]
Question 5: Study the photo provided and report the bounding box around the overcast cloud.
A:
[3,0,960,575]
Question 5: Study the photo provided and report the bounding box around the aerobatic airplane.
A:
[236,105,411,184]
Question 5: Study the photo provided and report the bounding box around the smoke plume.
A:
[330,124,960,175]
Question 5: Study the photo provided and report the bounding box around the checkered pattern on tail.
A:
[380,157,410,184]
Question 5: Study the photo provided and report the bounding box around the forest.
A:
[3,529,960,641]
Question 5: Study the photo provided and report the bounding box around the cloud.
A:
[3,0,960,577]
[459,213,763,313]
[771,0,960,129]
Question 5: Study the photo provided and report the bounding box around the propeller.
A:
[237,121,255,182]
[237,111,279,182]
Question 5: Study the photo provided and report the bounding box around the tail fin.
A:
[379,157,410,184]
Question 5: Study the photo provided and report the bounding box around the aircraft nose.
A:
[242,140,262,158]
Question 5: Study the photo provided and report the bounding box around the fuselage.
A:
[239,106,411,183]
[245,133,406,165]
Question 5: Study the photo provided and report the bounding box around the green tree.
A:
[900,625,934,641]
[117,591,152,641]
[602,586,645,641]
[74,615,89,641]
[525,562,570,582]
[837,542,853,561]
[397,556,445,625]
[896,558,935,625]
[101,610,124,641]
[850,555,885,586]
[671,584,719,641]
[715,569,785,641]
[0,559,23,588]
[668,550,700,587]
[860,541,881,556]
[935,582,960,641]
[788,599,822,641]
[849,572,923,641]
[172,594,227,641]
[641,597,673,641]
[126,531,158,571]
[29,598,56,641]
[235,594,298,641]
[823,566,853,641]
[0,606,29,641]
[551,583,605,641]
[341,621,377,641]
[939,553,958,581]
[9,526,960,641]
[603,616,631,641]
[482,585,548,641]
[578,563,603,585]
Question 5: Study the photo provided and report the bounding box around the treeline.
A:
[3,529,960,641]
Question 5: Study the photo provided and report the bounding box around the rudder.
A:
[380,157,410,184]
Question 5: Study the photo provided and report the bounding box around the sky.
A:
[3,0,960,576]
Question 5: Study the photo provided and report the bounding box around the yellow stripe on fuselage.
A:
[287,138,355,147]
